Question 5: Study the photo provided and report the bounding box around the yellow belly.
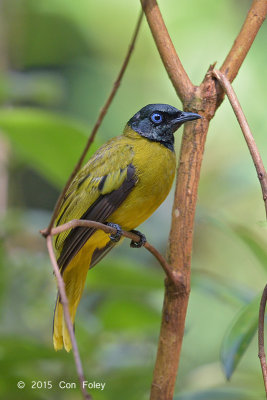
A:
[108,138,176,230]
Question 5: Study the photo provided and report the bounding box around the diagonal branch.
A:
[140,0,194,104]
[44,8,144,235]
[46,236,92,400]
[212,69,267,396]
[220,0,267,82]
[41,220,181,286]
[212,69,267,217]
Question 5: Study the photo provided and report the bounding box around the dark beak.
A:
[173,111,201,125]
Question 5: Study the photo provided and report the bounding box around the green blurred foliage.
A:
[0,0,266,399]
[0,108,99,186]
[221,293,261,380]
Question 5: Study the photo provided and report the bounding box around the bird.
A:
[52,103,201,351]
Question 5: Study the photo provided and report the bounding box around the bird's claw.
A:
[130,230,147,248]
[106,222,122,242]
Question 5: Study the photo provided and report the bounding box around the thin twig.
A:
[220,0,267,83]
[213,69,267,395]
[44,9,144,235]
[46,236,92,400]
[258,284,267,396]
[144,241,182,286]
[41,219,180,286]
[140,0,194,104]
[212,69,267,217]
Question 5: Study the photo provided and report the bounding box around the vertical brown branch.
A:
[258,284,267,395]
[150,112,211,400]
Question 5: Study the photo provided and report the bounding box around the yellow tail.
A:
[53,265,88,352]
[53,230,111,351]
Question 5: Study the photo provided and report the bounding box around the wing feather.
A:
[53,136,137,271]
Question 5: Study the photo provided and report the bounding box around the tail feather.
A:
[53,295,64,351]
[53,267,87,352]
[52,230,111,351]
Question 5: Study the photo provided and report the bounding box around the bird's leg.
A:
[106,222,123,242]
[130,230,147,248]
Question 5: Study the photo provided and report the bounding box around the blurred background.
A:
[0,0,266,399]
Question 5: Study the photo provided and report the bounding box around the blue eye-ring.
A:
[151,112,163,124]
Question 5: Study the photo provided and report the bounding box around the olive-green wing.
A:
[53,137,137,271]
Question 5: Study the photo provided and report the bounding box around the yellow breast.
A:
[108,128,176,230]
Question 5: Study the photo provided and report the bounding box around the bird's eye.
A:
[151,112,163,124]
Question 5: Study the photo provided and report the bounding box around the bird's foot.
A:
[106,222,122,242]
[130,230,147,248]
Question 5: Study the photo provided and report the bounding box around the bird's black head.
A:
[127,104,201,151]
